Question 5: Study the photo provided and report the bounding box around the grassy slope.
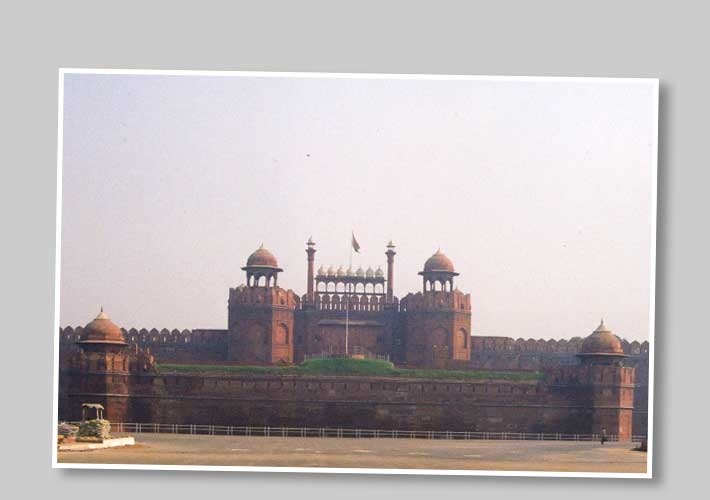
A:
[157,357,542,381]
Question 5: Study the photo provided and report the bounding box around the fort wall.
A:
[468,336,649,436]
[58,329,649,436]
[58,370,633,437]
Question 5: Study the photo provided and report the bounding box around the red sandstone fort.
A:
[58,240,649,440]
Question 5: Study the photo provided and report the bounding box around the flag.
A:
[351,231,361,253]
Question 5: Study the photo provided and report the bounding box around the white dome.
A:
[336,266,346,277]
[327,266,335,276]
[356,267,365,277]
[317,265,325,276]
[365,267,374,278]
[375,266,384,277]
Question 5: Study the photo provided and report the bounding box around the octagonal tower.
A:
[400,250,471,368]
[228,245,298,364]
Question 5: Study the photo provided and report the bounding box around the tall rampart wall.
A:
[59,371,630,436]
[468,336,649,436]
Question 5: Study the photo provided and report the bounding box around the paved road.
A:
[58,433,647,473]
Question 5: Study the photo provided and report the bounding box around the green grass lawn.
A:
[157,357,542,381]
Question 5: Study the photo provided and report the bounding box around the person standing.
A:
[600,427,608,445]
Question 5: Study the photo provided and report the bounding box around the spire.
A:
[594,318,610,333]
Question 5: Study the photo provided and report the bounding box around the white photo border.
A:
[52,68,658,479]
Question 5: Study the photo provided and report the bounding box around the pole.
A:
[345,241,352,356]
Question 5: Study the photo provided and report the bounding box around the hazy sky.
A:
[60,73,657,341]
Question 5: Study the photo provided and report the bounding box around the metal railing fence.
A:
[65,421,645,443]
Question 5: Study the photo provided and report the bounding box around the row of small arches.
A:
[314,294,386,312]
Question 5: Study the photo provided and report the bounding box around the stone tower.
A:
[400,250,472,367]
[575,319,636,441]
[228,245,298,364]
[59,308,155,422]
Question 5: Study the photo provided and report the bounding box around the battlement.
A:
[471,335,649,357]
[60,326,227,347]
[229,285,300,309]
[400,289,471,312]
[60,326,229,365]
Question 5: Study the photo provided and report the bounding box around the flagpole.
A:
[345,237,352,357]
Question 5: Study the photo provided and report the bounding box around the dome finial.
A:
[95,307,109,320]
[579,317,623,357]
[259,242,264,249]
[594,318,611,333]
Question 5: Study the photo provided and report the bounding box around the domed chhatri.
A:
[242,244,283,287]
[245,244,281,269]
[78,308,127,346]
[422,249,456,274]
[419,249,459,292]
[578,319,626,360]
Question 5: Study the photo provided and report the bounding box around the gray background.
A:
[1,0,704,497]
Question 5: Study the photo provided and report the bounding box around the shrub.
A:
[78,419,111,440]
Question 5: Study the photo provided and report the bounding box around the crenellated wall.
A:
[470,336,649,358]
[399,290,471,312]
[58,327,649,436]
[59,326,229,364]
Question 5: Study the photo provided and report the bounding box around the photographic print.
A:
[53,70,657,477]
